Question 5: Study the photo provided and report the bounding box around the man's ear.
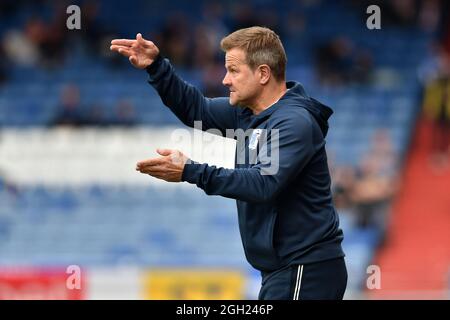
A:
[258,65,271,85]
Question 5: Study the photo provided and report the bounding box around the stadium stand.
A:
[0,0,448,299]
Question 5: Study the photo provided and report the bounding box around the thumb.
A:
[129,55,137,66]
[136,33,146,45]
[157,148,172,156]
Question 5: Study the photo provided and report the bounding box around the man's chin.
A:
[228,97,238,106]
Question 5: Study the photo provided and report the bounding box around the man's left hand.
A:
[136,148,189,182]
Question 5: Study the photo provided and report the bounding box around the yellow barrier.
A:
[143,269,245,300]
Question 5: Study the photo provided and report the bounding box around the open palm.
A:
[110,33,160,69]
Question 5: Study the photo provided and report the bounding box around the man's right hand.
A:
[110,33,160,69]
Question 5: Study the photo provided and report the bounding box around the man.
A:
[110,27,347,300]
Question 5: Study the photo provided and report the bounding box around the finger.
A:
[111,39,135,46]
[111,46,133,57]
[138,163,165,172]
[136,33,145,47]
[110,44,131,51]
[138,167,166,177]
[119,48,132,57]
[140,168,167,176]
[136,33,154,49]
[136,158,166,168]
[148,172,165,180]
[156,148,173,156]
[136,33,149,46]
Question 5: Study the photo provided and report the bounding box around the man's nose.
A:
[222,73,231,87]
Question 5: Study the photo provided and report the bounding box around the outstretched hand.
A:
[136,149,189,183]
[110,33,160,69]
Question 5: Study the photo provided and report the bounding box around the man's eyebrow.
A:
[225,63,238,69]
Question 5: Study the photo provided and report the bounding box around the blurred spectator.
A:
[51,87,137,128]
[113,99,137,126]
[419,5,450,170]
[351,131,399,232]
[418,0,441,34]
[199,1,229,45]
[78,2,120,64]
[2,29,40,67]
[201,60,228,97]
[2,7,69,69]
[24,14,66,68]
[367,129,399,178]
[352,50,374,84]
[331,130,399,237]
[423,71,450,169]
[351,156,396,232]
[228,3,259,32]
[254,8,284,40]
[38,3,70,68]
[50,84,84,127]
[283,11,306,41]
[155,12,192,68]
[315,37,348,86]
[192,2,229,70]
[418,42,449,84]
[79,2,103,52]
[315,36,373,86]
[192,24,218,69]
[84,103,107,127]
[332,165,358,222]
[383,0,417,27]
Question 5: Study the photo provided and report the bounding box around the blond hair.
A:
[220,26,287,82]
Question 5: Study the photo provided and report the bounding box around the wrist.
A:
[145,54,163,75]
[181,159,200,183]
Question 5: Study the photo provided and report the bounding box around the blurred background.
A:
[0,0,449,299]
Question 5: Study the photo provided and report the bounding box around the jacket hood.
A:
[282,81,333,137]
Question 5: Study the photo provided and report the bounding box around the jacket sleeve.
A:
[146,55,239,135]
[181,112,317,203]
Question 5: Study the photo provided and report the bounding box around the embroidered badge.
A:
[249,129,262,150]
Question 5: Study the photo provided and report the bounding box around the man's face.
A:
[222,48,261,106]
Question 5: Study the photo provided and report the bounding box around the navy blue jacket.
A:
[146,55,345,272]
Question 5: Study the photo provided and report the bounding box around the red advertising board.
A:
[0,268,85,300]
